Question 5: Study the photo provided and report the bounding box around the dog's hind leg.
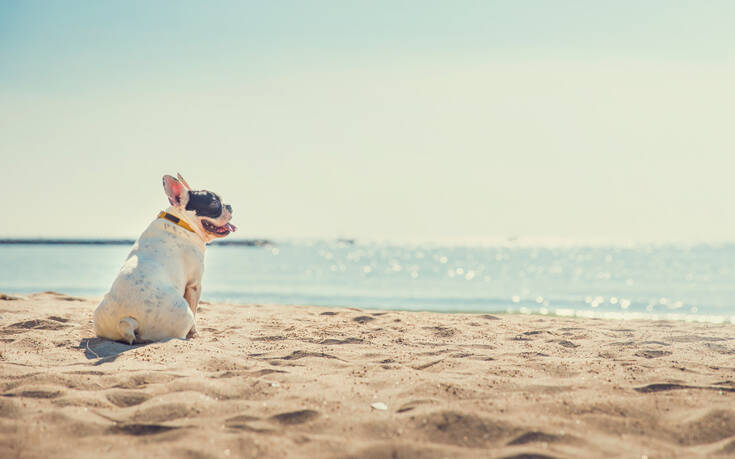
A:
[118,317,139,345]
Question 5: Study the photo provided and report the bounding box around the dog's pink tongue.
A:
[226,223,237,232]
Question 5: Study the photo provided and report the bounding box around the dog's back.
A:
[93,219,204,343]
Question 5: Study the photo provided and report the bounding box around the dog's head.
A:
[162,174,236,239]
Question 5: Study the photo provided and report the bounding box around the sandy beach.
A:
[1,291,734,458]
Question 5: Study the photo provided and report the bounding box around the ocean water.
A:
[1,241,734,323]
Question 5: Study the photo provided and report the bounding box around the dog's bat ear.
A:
[176,173,192,190]
[162,174,188,206]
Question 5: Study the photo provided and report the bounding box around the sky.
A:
[1,1,734,243]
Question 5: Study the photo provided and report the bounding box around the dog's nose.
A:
[225,204,232,214]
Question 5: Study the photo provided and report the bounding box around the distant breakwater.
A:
[0,239,273,247]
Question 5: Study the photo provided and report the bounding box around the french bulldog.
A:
[93,174,236,344]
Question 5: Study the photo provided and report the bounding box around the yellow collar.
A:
[158,211,196,233]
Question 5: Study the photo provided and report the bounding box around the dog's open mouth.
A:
[202,220,237,236]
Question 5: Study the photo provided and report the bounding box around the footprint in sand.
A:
[506,431,571,446]
[510,335,532,341]
[269,409,319,425]
[130,402,198,423]
[225,414,260,424]
[106,390,152,407]
[225,410,319,432]
[423,326,457,338]
[47,316,69,323]
[353,316,375,324]
[703,343,735,355]
[224,414,264,431]
[318,337,363,345]
[518,352,549,358]
[522,330,546,336]
[225,414,282,433]
[36,291,86,302]
[5,319,71,331]
[669,335,727,343]
[252,335,287,342]
[396,399,436,413]
[412,359,445,371]
[249,369,288,377]
[634,349,672,358]
[449,352,474,359]
[272,350,342,361]
[0,293,24,301]
[112,372,182,389]
[415,410,517,448]
[345,444,453,459]
[3,388,63,399]
[481,314,500,320]
[635,383,735,394]
[498,454,558,459]
[108,424,181,436]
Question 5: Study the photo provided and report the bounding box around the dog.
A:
[93,174,236,344]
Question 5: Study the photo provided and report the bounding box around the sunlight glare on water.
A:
[0,241,733,323]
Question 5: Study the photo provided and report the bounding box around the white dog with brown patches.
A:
[93,174,236,344]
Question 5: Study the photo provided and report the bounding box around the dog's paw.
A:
[186,327,199,339]
[118,317,139,345]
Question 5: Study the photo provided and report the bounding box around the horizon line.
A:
[1,237,734,249]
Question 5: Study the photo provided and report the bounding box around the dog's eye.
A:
[186,191,223,217]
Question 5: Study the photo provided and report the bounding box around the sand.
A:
[1,291,734,458]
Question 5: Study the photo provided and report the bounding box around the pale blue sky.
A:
[1,1,734,242]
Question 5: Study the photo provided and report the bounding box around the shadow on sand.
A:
[77,337,147,365]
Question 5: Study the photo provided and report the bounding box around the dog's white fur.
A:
[93,175,232,344]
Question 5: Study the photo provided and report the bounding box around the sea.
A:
[1,241,734,324]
